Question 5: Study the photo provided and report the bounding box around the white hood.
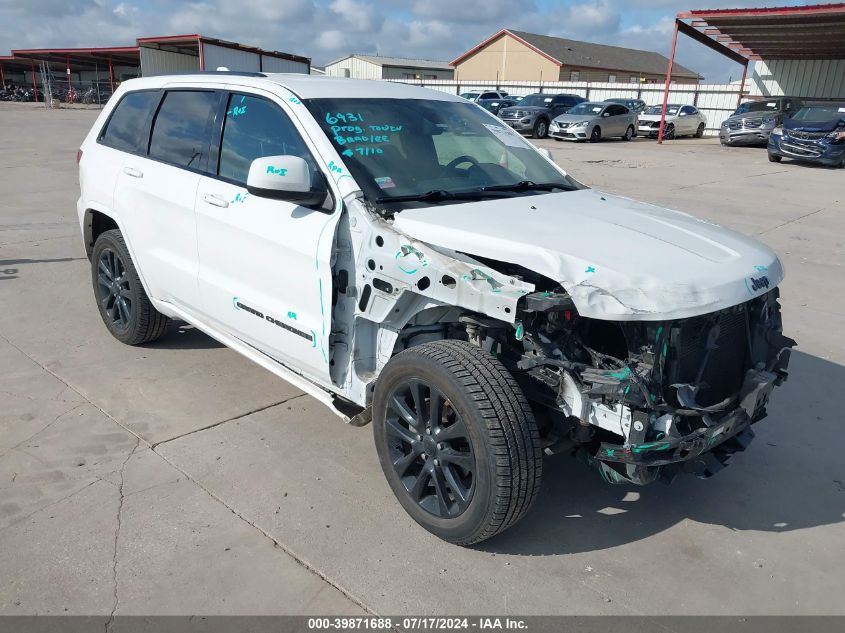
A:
[392,189,783,321]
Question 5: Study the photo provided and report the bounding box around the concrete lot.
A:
[1,102,843,616]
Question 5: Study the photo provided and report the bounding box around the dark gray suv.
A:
[498,93,585,138]
[720,97,803,146]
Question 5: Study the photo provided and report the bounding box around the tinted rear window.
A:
[100,91,159,153]
[149,90,219,171]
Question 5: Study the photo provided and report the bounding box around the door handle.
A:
[202,193,229,208]
[123,166,143,178]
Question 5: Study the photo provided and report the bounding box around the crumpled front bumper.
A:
[588,361,789,485]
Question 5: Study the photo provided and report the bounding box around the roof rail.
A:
[159,70,267,77]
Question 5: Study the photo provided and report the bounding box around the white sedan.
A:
[638,104,707,139]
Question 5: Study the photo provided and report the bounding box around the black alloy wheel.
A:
[96,247,132,330]
[664,123,676,140]
[373,340,542,545]
[91,229,169,345]
[383,379,475,518]
[590,126,602,142]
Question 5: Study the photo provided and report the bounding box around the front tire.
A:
[590,126,602,142]
[663,123,675,140]
[373,340,542,545]
[768,153,782,163]
[91,229,169,345]
[532,118,548,139]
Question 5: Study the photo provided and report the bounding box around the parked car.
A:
[78,74,793,545]
[603,97,646,114]
[720,97,803,146]
[498,93,585,138]
[638,104,707,139]
[768,101,845,167]
[477,97,516,115]
[459,90,508,102]
[550,101,638,142]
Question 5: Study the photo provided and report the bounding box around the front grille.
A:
[781,141,823,157]
[787,130,827,140]
[664,305,749,407]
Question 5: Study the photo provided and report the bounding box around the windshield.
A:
[568,102,605,116]
[644,104,680,116]
[305,98,580,207]
[791,104,845,122]
[741,100,779,114]
[519,94,555,107]
[459,93,480,100]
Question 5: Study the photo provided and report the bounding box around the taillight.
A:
[76,149,83,164]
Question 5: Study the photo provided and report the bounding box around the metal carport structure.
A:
[658,3,845,142]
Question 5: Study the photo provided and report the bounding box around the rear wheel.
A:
[590,126,602,142]
[532,118,548,139]
[373,340,542,545]
[623,125,634,141]
[768,153,782,163]
[695,122,706,138]
[91,229,169,345]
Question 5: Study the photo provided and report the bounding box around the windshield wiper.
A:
[375,189,490,204]
[481,180,571,193]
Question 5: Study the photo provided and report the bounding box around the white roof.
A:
[116,73,460,101]
[326,54,452,70]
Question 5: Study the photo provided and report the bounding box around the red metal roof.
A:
[137,34,310,65]
[11,46,140,68]
[678,3,845,60]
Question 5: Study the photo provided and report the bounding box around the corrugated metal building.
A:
[324,54,453,80]
[138,35,310,76]
[748,59,845,98]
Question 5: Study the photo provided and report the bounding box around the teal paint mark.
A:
[310,330,317,348]
[633,442,672,453]
[515,322,524,341]
[655,325,663,345]
[227,105,247,117]
[326,160,352,183]
[288,96,301,105]
[318,277,325,336]
[342,149,353,157]
[607,367,631,380]
[320,344,328,364]
[467,268,503,293]
[662,342,667,356]
[287,311,297,320]
[231,192,249,204]
[656,432,665,440]
[606,449,615,457]
[232,296,240,310]
[266,166,288,176]
[240,95,245,104]
[585,266,596,273]
[754,265,768,272]
[395,245,428,274]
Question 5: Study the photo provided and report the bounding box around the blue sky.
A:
[0,0,812,81]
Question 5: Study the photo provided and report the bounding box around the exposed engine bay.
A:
[396,259,795,486]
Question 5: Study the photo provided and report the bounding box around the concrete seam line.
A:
[150,446,379,618]
[755,205,830,237]
[150,394,307,449]
[0,333,377,616]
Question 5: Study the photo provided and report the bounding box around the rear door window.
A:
[149,90,219,171]
[99,91,160,154]
[217,93,318,185]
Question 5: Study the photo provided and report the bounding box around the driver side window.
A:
[218,93,317,185]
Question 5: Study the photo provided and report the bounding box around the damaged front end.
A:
[501,285,795,485]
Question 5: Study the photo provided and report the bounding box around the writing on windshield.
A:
[305,97,579,207]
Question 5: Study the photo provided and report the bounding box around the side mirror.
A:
[602,112,611,117]
[247,155,328,209]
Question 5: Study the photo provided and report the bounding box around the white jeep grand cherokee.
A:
[78,72,794,545]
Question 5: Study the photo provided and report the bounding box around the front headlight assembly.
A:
[771,125,783,136]
[572,121,589,128]
[825,128,845,142]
